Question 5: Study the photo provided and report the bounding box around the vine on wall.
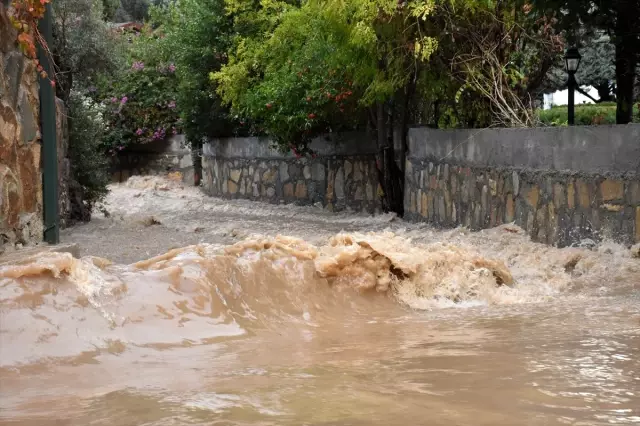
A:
[9,0,55,86]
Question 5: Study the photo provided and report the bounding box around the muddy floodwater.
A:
[1,176,639,426]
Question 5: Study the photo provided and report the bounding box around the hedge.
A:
[538,102,640,126]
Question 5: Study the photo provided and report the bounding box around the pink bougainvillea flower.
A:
[121,96,128,104]
[111,97,117,103]
[168,100,176,109]
[136,128,144,136]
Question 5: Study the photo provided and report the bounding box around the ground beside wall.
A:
[0,4,43,251]
[202,134,381,213]
[404,126,640,246]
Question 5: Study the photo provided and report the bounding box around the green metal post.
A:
[37,3,60,244]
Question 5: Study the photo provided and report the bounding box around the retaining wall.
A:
[1,4,43,251]
[201,133,381,213]
[404,125,640,246]
[111,135,194,183]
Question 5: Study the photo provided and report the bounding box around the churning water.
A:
[1,177,639,425]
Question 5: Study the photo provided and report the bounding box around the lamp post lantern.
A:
[564,47,581,126]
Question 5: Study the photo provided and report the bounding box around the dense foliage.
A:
[67,92,111,218]
[538,102,640,126]
[18,0,638,218]
[531,0,640,123]
[150,0,235,145]
[92,27,182,153]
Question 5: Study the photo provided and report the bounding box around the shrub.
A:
[93,27,182,154]
[68,92,111,221]
[538,103,640,126]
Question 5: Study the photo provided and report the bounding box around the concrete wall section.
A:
[205,132,378,159]
[406,126,640,246]
[408,126,640,175]
[202,135,380,213]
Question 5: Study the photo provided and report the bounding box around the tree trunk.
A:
[596,82,613,103]
[374,101,404,216]
[614,0,639,124]
[191,141,202,186]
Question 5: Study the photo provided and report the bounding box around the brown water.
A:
[2,180,640,426]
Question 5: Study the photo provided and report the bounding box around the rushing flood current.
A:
[1,177,639,425]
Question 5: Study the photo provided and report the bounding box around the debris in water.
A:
[563,252,583,273]
[140,216,162,227]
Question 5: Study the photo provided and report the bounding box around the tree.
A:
[52,0,124,102]
[532,0,640,123]
[216,0,441,214]
[149,0,236,184]
[543,31,615,103]
[118,0,150,21]
[440,0,564,127]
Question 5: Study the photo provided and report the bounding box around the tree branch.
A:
[575,86,600,103]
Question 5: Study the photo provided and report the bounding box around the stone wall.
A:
[202,134,381,212]
[404,126,640,246]
[1,3,43,251]
[111,135,194,183]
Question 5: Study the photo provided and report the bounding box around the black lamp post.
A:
[564,47,582,126]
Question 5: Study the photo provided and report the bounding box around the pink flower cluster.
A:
[152,127,166,140]
[132,61,145,71]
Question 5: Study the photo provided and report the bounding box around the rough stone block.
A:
[601,179,624,202]
[481,185,489,211]
[228,180,238,194]
[489,179,497,196]
[284,182,294,198]
[289,164,302,179]
[366,182,373,201]
[3,51,25,108]
[438,195,446,221]
[567,182,575,210]
[429,175,437,190]
[262,169,276,184]
[601,203,623,212]
[410,191,416,213]
[266,187,276,198]
[505,195,515,223]
[576,179,590,209]
[421,193,428,217]
[636,207,640,243]
[628,182,640,205]
[353,162,363,181]
[512,171,520,196]
[279,162,289,181]
[553,183,566,208]
[295,181,307,199]
[525,185,540,208]
[335,167,345,199]
[354,185,364,201]
[325,169,335,202]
